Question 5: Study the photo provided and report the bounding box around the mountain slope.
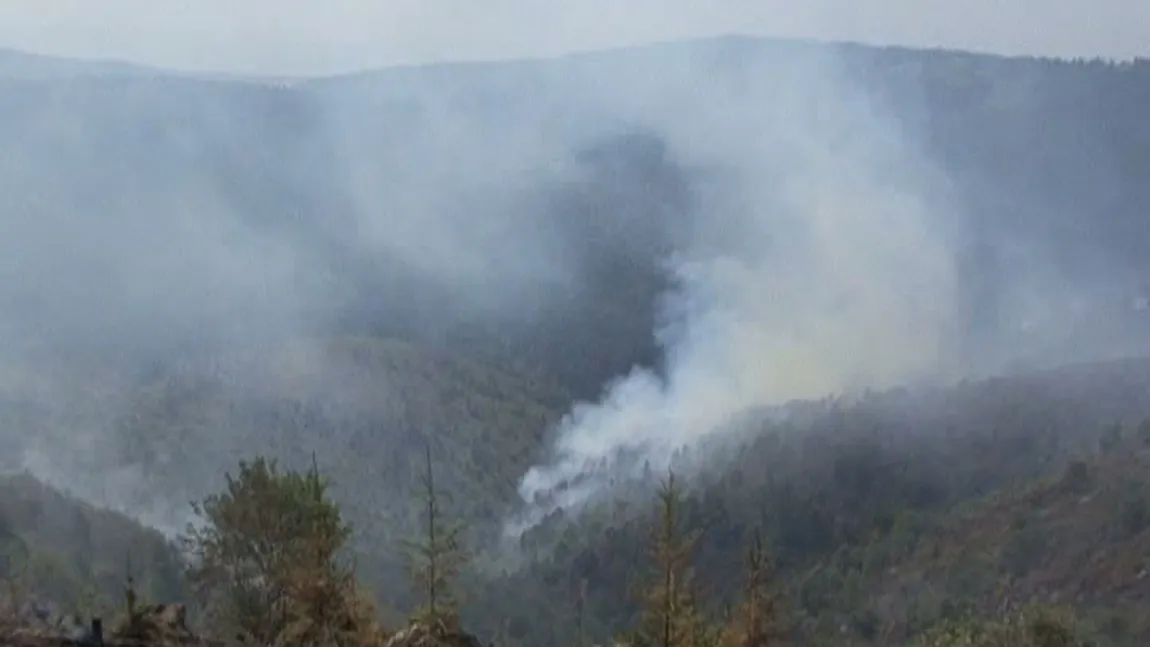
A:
[0,471,185,620]
[5,355,1150,645]
[861,432,1150,644]
[470,358,1150,646]
[2,36,1150,646]
[2,38,1150,399]
[4,335,567,617]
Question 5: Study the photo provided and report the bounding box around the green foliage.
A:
[102,335,566,617]
[7,356,1150,646]
[179,455,379,645]
[0,473,182,621]
[477,358,1150,646]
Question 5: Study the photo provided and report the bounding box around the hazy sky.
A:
[0,0,1146,76]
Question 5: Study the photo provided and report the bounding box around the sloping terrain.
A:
[4,356,1150,645]
[0,472,184,619]
[861,432,1150,644]
[2,35,1150,647]
[2,335,567,616]
[472,358,1150,646]
[110,335,566,527]
[2,38,1150,400]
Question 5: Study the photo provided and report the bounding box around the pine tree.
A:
[277,454,386,647]
[402,445,468,629]
[631,469,710,647]
[181,455,380,646]
[722,529,787,647]
[576,578,588,647]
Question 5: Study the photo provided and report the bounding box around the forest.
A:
[1,35,1150,647]
[5,357,1150,645]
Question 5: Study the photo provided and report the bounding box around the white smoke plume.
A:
[510,45,961,533]
[1,35,1145,556]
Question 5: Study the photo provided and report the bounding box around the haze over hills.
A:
[0,46,299,83]
[0,48,158,80]
[1,34,1150,644]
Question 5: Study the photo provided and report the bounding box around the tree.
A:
[402,445,468,628]
[181,455,382,646]
[721,529,787,647]
[630,469,711,647]
[575,577,588,647]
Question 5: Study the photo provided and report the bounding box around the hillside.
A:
[5,357,1150,645]
[1,37,1149,398]
[472,358,1150,646]
[3,35,1150,646]
[862,434,1150,643]
[0,471,185,621]
[2,335,567,618]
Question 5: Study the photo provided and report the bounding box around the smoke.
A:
[508,43,963,533]
[0,36,1148,554]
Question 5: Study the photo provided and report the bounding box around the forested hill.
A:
[1,37,1149,398]
[471,356,1150,645]
[2,35,1150,646]
[5,357,1150,645]
[1,335,569,622]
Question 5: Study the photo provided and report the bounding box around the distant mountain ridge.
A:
[0,46,303,85]
[0,47,156,80]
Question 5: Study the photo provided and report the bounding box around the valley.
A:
[1,35,1150,646]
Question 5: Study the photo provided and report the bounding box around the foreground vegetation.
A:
[3,447,1109,647]
[6,355,1150,646]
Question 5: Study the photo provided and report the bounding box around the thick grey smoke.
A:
[509,45,962,533]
